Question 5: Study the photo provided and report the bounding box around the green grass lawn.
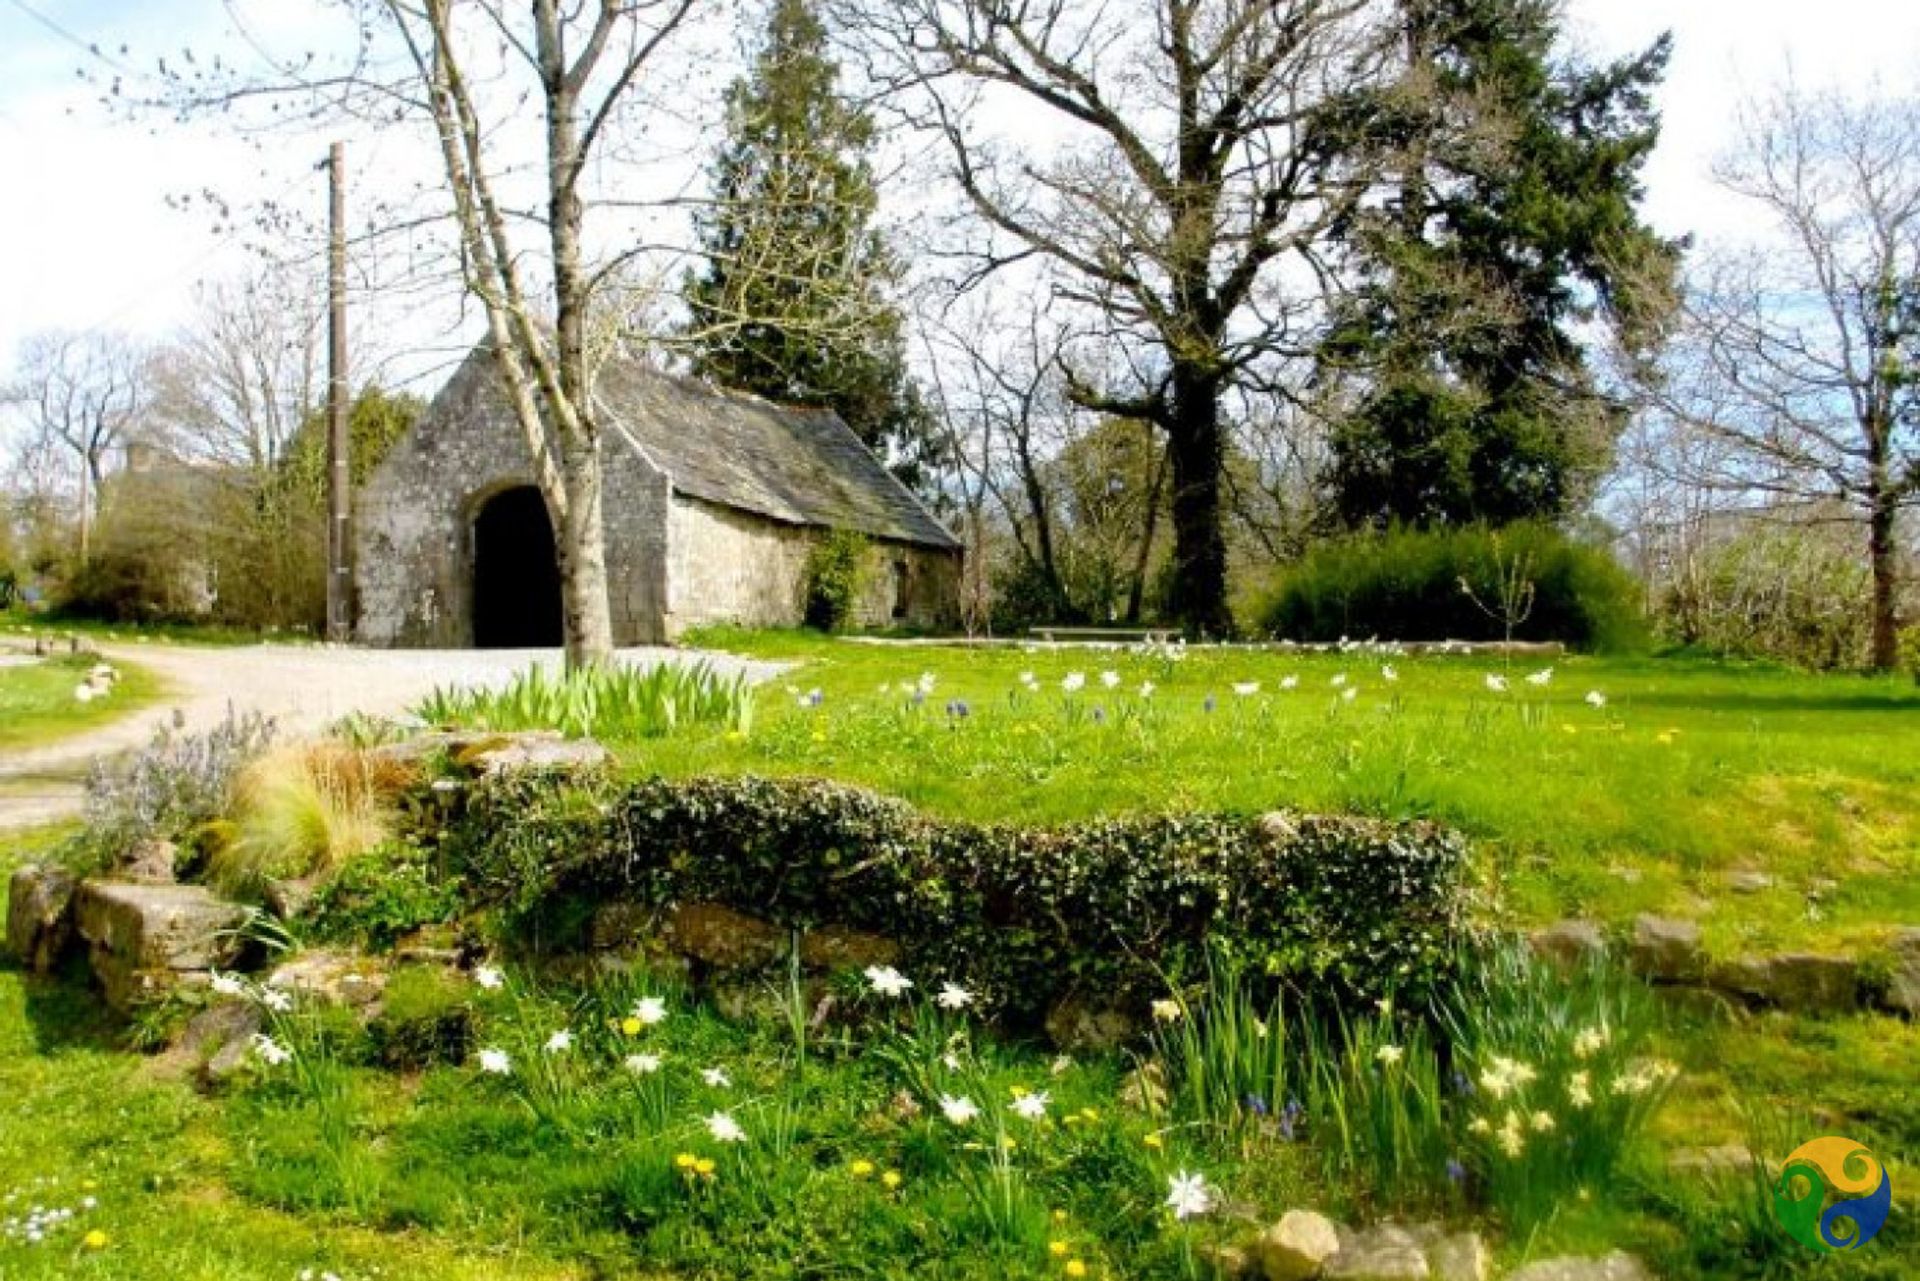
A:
[645,630,1920,958]
[1,611,313,649]
[0,655,163,754]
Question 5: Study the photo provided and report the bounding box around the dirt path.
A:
[0,643,787,831]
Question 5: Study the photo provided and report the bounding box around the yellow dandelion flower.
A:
[1080,1108,1100,1122]
[1052,1208,1070,1224]
[695,1158,716,1178]
[621,1017,643,1037]
[881,1170,903,1190]
[674,1152,699,1170]
[1065,1260,1088,1278]
[850,1160,876,1178]
[83,1230,109,1251]
[1143,1133,1164,1150]
[1049,1241,1070,1258]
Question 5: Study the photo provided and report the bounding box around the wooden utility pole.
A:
[325,140,352,643]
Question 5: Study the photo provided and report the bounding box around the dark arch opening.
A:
[472,485,563,648]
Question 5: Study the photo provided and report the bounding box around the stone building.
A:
[355,346,960,647]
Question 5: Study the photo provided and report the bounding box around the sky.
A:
[1,0,1917,393]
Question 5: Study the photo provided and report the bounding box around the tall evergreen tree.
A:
[686,0,934,486]
[1322,0,1680,529]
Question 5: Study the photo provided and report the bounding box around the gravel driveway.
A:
[0,643,787,831]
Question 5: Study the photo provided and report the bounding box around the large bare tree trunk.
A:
[556,448,615,666]
[1868,482,1901,671]
[1165,370,1232,637]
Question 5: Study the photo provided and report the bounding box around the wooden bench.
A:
[1027,625,1178,645]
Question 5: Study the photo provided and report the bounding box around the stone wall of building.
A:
[664,496,959,637]
[356,353,671,647]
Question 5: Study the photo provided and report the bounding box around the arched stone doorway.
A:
[472,485,563,648]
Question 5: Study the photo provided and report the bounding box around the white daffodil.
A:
[1011,1090,1051,1121]
[938,1094,980,1126]
[1585,690,1608,709]
[1232,681,1260,696]
[1100,670,1122,689]
[1150,998,1183,1024]
[477,1047,512,1075]
[1376,1044,1405,1067]
[706,1111,747,1143]
[257,986,292,1013]
[1139,680,1156,698]
[1279,675,1300,691]
[935,982,975,1011]
[624,1053,663,1075]
[210,972,245,997]
[1572,1024,1610,1060]
[917,673,937,694]
[1330,673,1348,687]
[1527,668,1554,687]
[1381,664,1399,682]
[701,1066,732,1088]
[1062,672,1086,693]
[1165,1170,1214,1220]
[1341,686,1359,702]
[631,996,668,1026]
[473,965,505,991]
[1485,674,1510,694]
[1050,1054,1074,1076]
[1567,1071,1593,1109]
[865,965,913,998]
[250,1034,292,1067]
[544,1029,574,1054]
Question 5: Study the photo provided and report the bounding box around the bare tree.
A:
[1653,86,1920,668]
[149,273,323,472]
[840,0,1394,636]
[3,332,149,565]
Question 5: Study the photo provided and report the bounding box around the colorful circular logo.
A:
[1774,1137,1893,1251]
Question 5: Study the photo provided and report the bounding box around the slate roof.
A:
[590,353,959,550]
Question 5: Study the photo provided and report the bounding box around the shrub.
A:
[442,773,1476,1023]
[1658,523,1874,668]
[801,529,869,632]
[64,708,277,873]
[1899,624,1919,685]
[414,661,753,741]
[210,744,410,897]
[1259,523,1646,652]
[308,841,466,948]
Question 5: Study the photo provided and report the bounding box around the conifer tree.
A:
[1323,0,1680,529]
[686,0,935,487]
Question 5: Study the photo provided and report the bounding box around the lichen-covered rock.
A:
[116,838,179,885]
[1256,1209,1343,1281]
[797,925,901,973]
[663,902,789,971]
[6,864,77,973]
[1528,920,1608,970]
[1425,1232,1488,1281]
[1323,1225,1430,1280]
[1628,915,1705,983]
[1885,929,1920,1017]
[1712,953,1861,1013]
[1506,1252,1651,1281]
[465,732,611,777]
[267,950,387,1009]
[1044,994,1137,1053]
[74,881,249,972]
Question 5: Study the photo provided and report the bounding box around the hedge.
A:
[442,772,1477,1025]
[1259,523,1647,651]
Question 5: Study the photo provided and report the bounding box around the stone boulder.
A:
[1044,994,1137,1053]
[1711,953,1861,1014]
[1628,915,1705,983]
[75,881,249,971]
[115,838,179,885]
[1255,1209,1343,1281]
[1424,1233,1488,1281]
[463,732,610,777]
[1506,1252,1651,1281]
[1881,929,1920,1017]
[6,864,78,973]
[267,950,387,1010]
[663,902,789,971]
[1323,1225,1429,1280]
[74,881,250,1011]
[1528,920,1608,970]
[797,925,901,973]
